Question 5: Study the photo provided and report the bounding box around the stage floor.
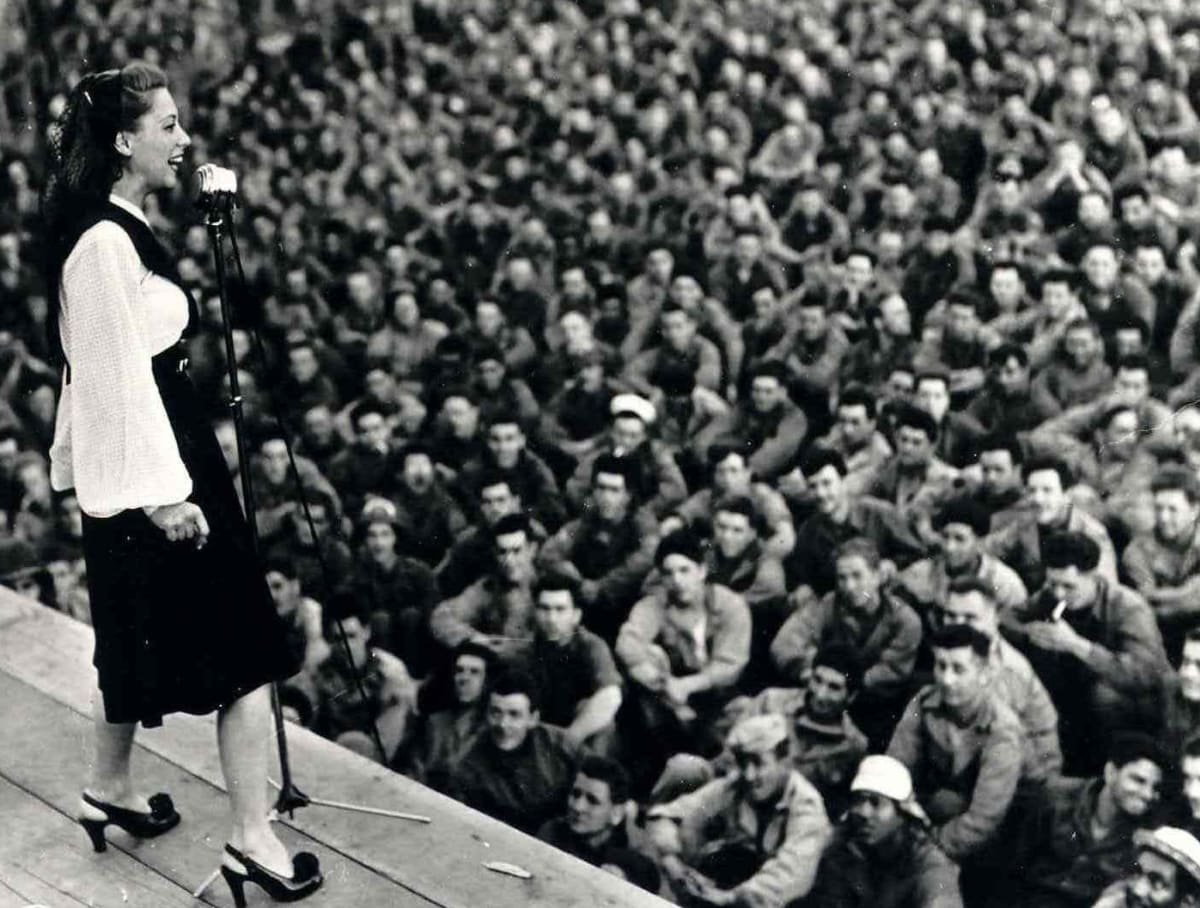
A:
[0,593,669,908]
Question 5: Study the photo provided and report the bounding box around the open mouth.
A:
[168,156,185,170]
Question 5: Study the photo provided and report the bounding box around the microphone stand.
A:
[193,197,430,900]
[204,200,308,816]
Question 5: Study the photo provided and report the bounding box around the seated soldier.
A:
[912,370,984,470]
[967,344,1062,437]
[1005,531,1169,775]
[985,455,1118,592]
[667,441,796,562]
[898,497,1028,627]
[1013,732,1169,908]
[566,393,688,518]
[292,596,416,765]
[1033,353,1175,456]
[263,487,355,604]
[429,513,539,662]
[537,454,659,642]
[538,756,649,871]
[251,425,342,542]
[352,511,438,675]
[807,755,963,908]
[326,399,397,521]
[396,640,492,792]
[865,402,962,547]
[264,553,328,677]
[448,669,576,836]
[455,408,568,532]
[623,300,724,396]
[934,576,1062,779]
[1092,826,1200,908]
[646,359,731,488]
[1161,629,1200,763]
[654,645,869,819]
[965,433,1028,529]
[703,495,787,683]
[887,625,1026,865]
[695,360,809,481]
[1123,467,1200,660]
[387,441,470,567]
[914,293,992,406]
[510,573,622,752]
[616,529,752,771]
[772,537,922,746]
[1030,317,1113,412]
[814,383,894,497]
[784,448,927,601]
[1039,402,1158,544]
[435,471,548,598]
[645,714,832,908]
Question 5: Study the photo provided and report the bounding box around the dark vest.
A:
[55,201,198,382]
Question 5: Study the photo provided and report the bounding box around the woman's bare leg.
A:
[217,684,292,876]
[82,681,150,814]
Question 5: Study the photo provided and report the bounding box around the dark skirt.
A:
[81,343,299,727]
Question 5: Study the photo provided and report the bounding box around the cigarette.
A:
[1051,600,1067,621]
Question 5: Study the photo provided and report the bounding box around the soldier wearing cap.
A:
[565,392,688,518]
[646,713,832,908]
[1092,827,1200,908]
[808,754,963,908]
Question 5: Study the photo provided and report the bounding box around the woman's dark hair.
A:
[41,62,170,366]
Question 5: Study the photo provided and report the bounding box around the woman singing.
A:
[42,63,322,906]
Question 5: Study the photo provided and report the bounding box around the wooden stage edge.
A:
[0,590,671,908]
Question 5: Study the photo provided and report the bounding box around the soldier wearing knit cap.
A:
[616,528,752,769]
[808,755,963,908]
[646,712,831,907]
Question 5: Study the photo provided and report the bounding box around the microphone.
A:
[190,163,239,211]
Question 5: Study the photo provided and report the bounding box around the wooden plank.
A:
[0,594,673,908]
[0,672,435,908]
[0,877,57,908]
[0,777,196,908]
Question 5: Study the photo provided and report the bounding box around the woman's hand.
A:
[146,502,210,548]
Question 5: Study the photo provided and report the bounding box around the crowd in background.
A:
[12,0,1200,904]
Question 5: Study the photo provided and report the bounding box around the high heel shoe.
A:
[220,843,323,907]
[78,791,181,852]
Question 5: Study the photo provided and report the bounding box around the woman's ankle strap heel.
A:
[222,844,323,904]
[221,864,248,908]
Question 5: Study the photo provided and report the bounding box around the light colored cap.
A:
[850,755,930,825]
[1135,827,1200,886]
[610,393,656,425]
[850,755,914,802]
[726,714,789,755]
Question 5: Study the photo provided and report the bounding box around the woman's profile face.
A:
[117,87,190,192]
